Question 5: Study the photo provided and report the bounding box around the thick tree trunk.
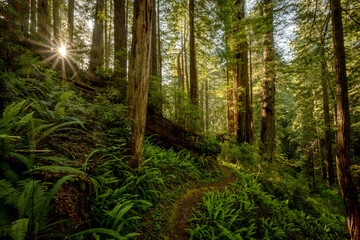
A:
[126,0,153,168]
[104,0,109,68]
[260,0,276,162]
[88,0,105,74]
[148,0,162,114]
[226,66,234,133]
[233,62,239,136]
[320,51,335,187]
[114,0,127,79]
[68,0,74,44]
[157,0,161,79]
[184,18,190,96]
[205,78,210,132]
[189,0,199,130]
[177,52,185,127]
[235,0,249,144]
[331,0,360,238]
[30,0,36,34]
[53,0,60,43]
[249,41,254,141]
[37,0,48,39]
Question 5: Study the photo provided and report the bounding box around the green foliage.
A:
[189,171,348,240]
[197,136,221,156]
[220,140,257,167]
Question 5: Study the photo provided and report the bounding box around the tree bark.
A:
[88,0,105,74]
[104,0,109,68]
[235,0,250,143]
[184,18,190,96]
[249,41,254,141]
[126,0,153,168]
[68,0,74,44]
[148,0,162,114]
[53,0,60,43]
[260,0,276,162]
[30,0,36,34]
[177,52,185,127]
[226,66,234,133]
[157,0,161,79]
[205,78,210,132]
[320,50,335,187]
[37,0,49,40]
[189,0,199,130]
[331,0,360,238]
[114,0,127,79]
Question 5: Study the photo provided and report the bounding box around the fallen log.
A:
[145,113,204,156]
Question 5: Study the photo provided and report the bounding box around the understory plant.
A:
[189,171,347,240]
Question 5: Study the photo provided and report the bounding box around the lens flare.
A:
[58,45,67,57]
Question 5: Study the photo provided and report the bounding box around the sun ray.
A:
[65,57,77,77]
[51,56,61,70]
[40,53,60,65]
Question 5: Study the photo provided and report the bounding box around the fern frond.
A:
[35,120,84,145]
[9,153,33,170]
[10,218,29,240]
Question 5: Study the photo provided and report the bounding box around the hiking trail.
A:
[168,166,237,239]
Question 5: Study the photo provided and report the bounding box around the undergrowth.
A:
[189,170,348,240]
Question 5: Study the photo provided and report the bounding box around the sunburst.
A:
[27,32,87,85]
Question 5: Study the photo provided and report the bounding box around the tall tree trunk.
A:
[236,0,250,143]
[184,18,190,96]
[104,0,109,68]
[37,0,49,40]
[126,0,153,168]
[30,0,36,34]
[331,0,360,238]
[149,0,161,114]
[53,0,60,43]
[68,0,74,44]
[177,52,185,126]
[114,0,127,79]
[320,49,335,187]
[249,41,254,141]
[189,0,199,130]
[260,0,276,162]
[157,0,161,79]
[227,66,234,133]
[106,0,113,69]
[20,0,30,33]
[205,78,209,132]
[89,0,105,74]
[233,61,239,136]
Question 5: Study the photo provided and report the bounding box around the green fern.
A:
[32,165,86,175]
[10,218,29,240]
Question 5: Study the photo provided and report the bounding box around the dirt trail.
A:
[168,166,237,240]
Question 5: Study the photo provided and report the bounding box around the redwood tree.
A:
[260,0,276,161]
[68,0,74,44]
[331,0,360,238]
[126,0,153,168]
[189,0,199,130]
[88,0,105,73]
[114,0,127,79]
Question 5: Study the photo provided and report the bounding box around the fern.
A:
[35,120,84,145]
[32,165,86,175]
[10,218,29,240]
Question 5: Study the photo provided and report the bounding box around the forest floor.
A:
[167,166,237,239]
